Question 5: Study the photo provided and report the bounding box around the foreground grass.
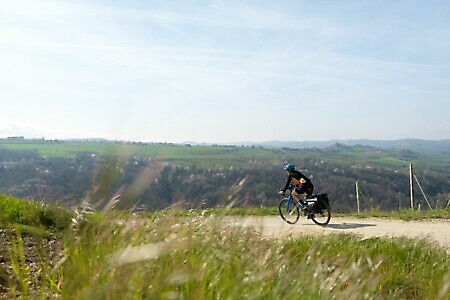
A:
[0,195,448,299]
[2,209,448,299]
[0,194,72,296]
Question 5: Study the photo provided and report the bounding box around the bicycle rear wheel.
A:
[311,199,331,226]
[279,198,300,224]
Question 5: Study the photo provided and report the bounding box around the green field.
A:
[2,139,448,170]
[0,140,280,168]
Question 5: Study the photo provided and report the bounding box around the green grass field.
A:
[0,140,280,168]
[2,139,449,170]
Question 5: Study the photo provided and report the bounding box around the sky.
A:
[1,0,449,143]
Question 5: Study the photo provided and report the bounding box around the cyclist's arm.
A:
[281,175,292,193]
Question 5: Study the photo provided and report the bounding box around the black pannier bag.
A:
[314,193,330,212]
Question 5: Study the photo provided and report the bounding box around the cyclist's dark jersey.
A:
[282,170,311,193]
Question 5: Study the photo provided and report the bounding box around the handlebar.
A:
[278,183,296,193]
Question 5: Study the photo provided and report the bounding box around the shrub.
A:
[0,194,72,231]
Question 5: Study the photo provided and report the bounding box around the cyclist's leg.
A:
[293,187,306,205]
[296,182,314,200]
[299,184,315,217]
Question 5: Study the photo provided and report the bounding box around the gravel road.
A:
[223,216,450,253]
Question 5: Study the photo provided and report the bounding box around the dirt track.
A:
[223,216,450,253]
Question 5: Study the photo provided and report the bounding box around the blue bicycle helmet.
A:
[284,163,295,171]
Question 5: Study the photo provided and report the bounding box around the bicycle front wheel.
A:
[311,199,331,226]
[279,198,300,224]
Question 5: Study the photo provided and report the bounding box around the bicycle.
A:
[278,185,331,226]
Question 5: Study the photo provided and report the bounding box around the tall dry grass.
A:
[2,203,449,299]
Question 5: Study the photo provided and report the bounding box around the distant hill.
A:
[5,137,448,154]
[243,139,450,154]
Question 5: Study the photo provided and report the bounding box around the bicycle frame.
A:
[285,189,305,210]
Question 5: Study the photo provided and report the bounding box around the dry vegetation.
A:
[0,195,449,299]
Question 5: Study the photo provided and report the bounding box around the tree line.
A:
[0,147,448,212]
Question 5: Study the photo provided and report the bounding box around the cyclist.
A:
[278,163,314,205]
